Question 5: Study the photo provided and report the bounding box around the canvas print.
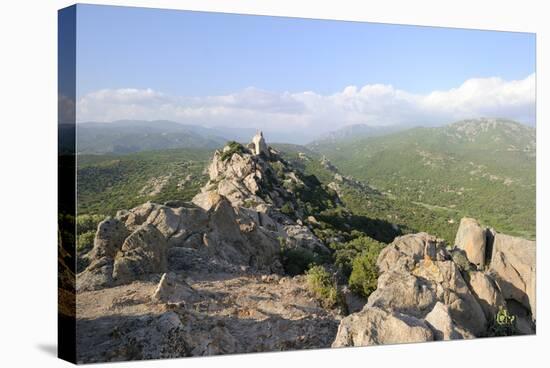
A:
[58,4,536,364]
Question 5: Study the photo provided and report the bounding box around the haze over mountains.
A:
[75,120,312,153]
[74,117,534,154]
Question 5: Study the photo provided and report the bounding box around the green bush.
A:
[77,231,96,254]
[332,236,384,279]
[306,265,343,309]
[76,214,105,235]
[280,246,326,276]
[220,141,245,161]
[280,202,294,215]
[348,239,385,298]
[487,307,518,337]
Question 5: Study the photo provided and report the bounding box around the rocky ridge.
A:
[78,132,332,293]
[76,133,340,363]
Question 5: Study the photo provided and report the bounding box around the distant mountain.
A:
[310,118,536,239]
[74,120,315,154]
[75,120,229,154]
[310,124,406,146]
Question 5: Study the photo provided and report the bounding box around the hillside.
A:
[310,118,536,240]
[77,148,212,215]
[75,120,227,154]
[275,144,463,243]
[313,124,405,144]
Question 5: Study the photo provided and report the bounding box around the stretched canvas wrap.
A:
[58,4,536,364]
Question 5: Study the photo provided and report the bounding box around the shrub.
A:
[220,141,245,161]
[280,202,294,215]
[281,247,322,276]
[348,239,385,298]
[487,307,518,337]
[306,265,343,309]
[77,231,96,254]
[76,214,105,235]
[332,236,384,279]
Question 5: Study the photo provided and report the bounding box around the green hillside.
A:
[76,120,227,154]
[276,144,462,243]
[310,118,536,239]
[77,148,212,215]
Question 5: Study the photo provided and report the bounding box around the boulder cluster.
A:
[333,218,536,347]
[78,132,328,292]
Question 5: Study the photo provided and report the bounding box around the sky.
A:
[74,4,536,134]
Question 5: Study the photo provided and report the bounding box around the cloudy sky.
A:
[74,5,536,134]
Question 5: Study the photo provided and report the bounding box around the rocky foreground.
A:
[75,133,536,363]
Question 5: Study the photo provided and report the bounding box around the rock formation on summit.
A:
[78,133,331,293]
[251,131,269,156]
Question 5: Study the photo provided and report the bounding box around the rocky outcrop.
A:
[333,232,484,346]
[332,218,536,347]
[89,218,129,259]
[78,134,331,291]
[368,233,487,336]
[454,217,487,267]
[251,131,269,156]
[465,271,506,321]
[424,302,473,340]
[77,218,129,291]
[332,306,433,347]
[489,233,536,319]
[113,224,168,283]
[453,218,536,321]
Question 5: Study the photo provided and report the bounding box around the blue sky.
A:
[73,4,536,132]
[76,4,534,97]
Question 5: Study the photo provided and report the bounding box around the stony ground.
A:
[76,272,341,363]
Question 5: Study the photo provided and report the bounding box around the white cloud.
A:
[76,73,535,134]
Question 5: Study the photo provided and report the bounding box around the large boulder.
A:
[332,306,433,347]
[424,302,474,340]
[204,198,281,269]
[489,233,536,319]
[117,202,160,231]
[113,224,168,283]
[454,217,487,267]
[88,217,128,259]
[412,259,487,336]
[376,233,448,274]
[282,225,329,254]
[465,271,506,321]
[77,217,128,291]
[367,269,437,318]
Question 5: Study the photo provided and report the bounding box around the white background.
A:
[0,0,548,367]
